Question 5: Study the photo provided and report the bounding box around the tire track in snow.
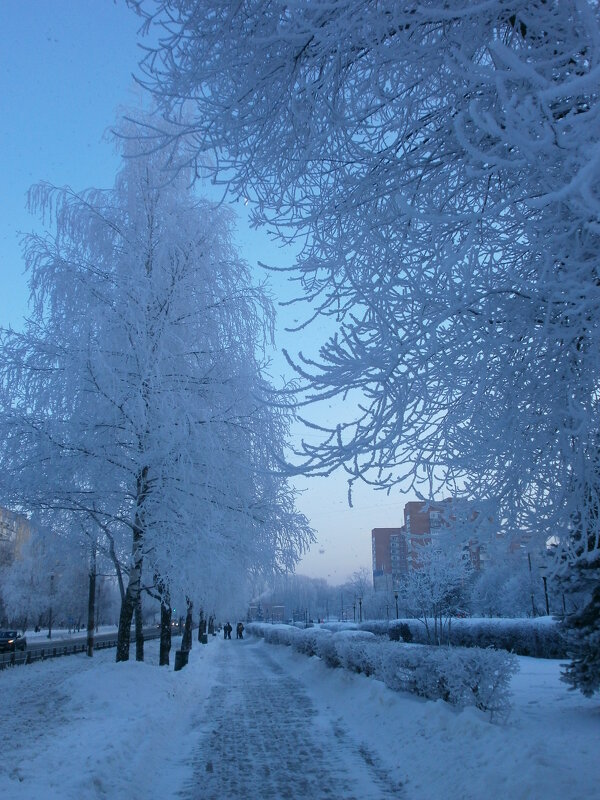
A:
[180,638,402,800]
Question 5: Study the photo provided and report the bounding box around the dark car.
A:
[0,630,27,652]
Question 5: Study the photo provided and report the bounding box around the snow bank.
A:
[0,638,218,800]
[248,623,517,718]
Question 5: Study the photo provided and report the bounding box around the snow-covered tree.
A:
[469,558,548,619]
[0,119,312,663]
[0,524,90,635]
[130,0,600,692]
[400,535,472,644]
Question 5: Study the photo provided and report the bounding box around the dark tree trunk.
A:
[95,581,102,632]
[86,545,97,657]
[160,600,172,666]
[116,584,135,662]
[135,593,144,662]
[182,597,193,651]
[116,468,148,663]
[198,608,205,642]
[116,533,142,662]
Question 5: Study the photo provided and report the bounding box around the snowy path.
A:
[181,637,402,800]
[1,631,597,799]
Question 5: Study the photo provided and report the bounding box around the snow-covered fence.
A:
[248,623,517,718]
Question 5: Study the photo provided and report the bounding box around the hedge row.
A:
[357,617,566,658]
[248,623,517,720]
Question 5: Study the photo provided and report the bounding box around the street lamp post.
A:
[527,553,536,617]
[353,601,356,622]
[538,563,551,616]
[542,576,550,616]
[394,591,399,620]
[47,573,55,639]
[359,597,363,623]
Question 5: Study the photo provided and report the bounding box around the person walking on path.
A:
[236,622,244,639]
[224,622,232,640]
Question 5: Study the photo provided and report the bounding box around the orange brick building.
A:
[372,499,485,590]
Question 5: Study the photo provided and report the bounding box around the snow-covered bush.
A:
[260,624,297,648]
[248,623,516,717]
[313,630,340,668]
[377,642,517,720]
[294,627,333,658]
[331,631,377,676]
[383,617,565,659]
[320,621,360,633]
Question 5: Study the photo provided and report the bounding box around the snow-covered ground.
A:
[0,632,597,799]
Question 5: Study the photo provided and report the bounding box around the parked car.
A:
[0,630,27,652]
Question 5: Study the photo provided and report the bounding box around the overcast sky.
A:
[0,0,411,584]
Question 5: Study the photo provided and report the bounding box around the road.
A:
[180,637,402,800]
[0,628,160,667]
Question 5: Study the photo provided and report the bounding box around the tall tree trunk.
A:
[107,531,126,603]
[116,468,148,663]
[182,597,193,651]
[86,544,97,657]
[160,598,172,666]
[198,608,205,642]
[135,593,144,662]
[116,529,143,662]
[95,580,102,632]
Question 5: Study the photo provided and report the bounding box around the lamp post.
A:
[353,601,356,622]
[527,552,536,617]
[359,596,363,623]
[538,561,551,616]
[47,573,55,639]
[542,576,550,616]
[394,591,399,620]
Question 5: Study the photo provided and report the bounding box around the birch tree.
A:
[0,121,312,663]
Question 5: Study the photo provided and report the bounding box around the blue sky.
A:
[0,0,409,584]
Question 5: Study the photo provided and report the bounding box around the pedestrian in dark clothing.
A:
[224,621,232,639]
[236,622,244,639]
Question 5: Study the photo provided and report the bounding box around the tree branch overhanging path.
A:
[128,0,600,695]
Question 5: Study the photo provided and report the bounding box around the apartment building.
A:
[0,506,30,566]
[371,527,409,591]
[372,499,486,590]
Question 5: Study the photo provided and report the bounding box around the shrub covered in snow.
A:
[247,623,517,718]
[380,617,565,658]
[376,641,517,720]
[331,630,378,675]
[293,627,334,658]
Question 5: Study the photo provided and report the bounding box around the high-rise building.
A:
[371,527,409,591]
[372,499,485,589]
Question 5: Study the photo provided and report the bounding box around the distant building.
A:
[247,603,285,623]
[372,527,409,591]
[0,507,30,566]
[372,499,488,590]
